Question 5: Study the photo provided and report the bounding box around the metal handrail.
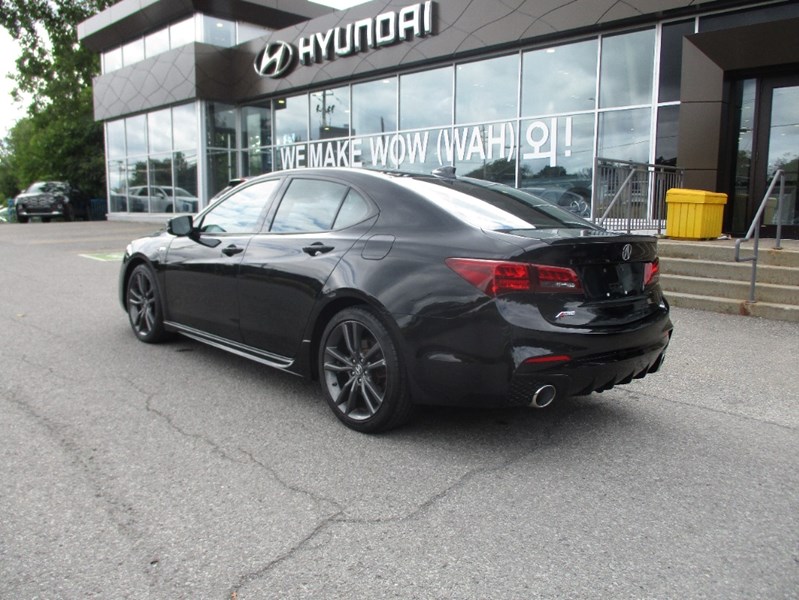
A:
[734,169,785,303]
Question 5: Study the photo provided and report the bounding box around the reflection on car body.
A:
[120,168,671,432]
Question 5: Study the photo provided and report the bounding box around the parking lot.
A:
[1,220,797,599]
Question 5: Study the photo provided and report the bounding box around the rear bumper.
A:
[17,206,64,218]
[402,306,672,407]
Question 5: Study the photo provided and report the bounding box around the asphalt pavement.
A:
[1,220,797,599]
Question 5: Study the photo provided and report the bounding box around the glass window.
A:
[270,179,348,233]
[352,79,397,136]
[106,120,126,159]
[599,29,655,108]
[519,113,595,209]
[126,159,148,212]
[598,108,651,163]
[334,189,371,229]
[200,179,279,233]
[311,87,350,140]
[243,149,273,177]
[174,152,199,211]
[274,95,309,144]
[203,16,235,47]
[172,103,197,151]
[206,103,236,148]
[145,29,170,58]
[655,105,679,166]
[108,160,127,211]
[522,40,597,117]
[659,21,694,103]
[103,48,122,73]
[122,39,145,66]
[700,2,799,32]
[148,109,172,154]
[456,54,518,124]
[242,103,272,149]
[238,22,270,44]
[207,149,239,199]
[400,67,453,130]
[125,115,147,157]
[170,17,196,48]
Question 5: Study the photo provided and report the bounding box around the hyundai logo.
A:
[254,41,295,78]
[622,244,633,261]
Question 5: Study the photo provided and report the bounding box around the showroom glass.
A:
[203,16,235,47]
[271,179,349,233]
[242,102,272,176]
[519,113,595,190]
[311,87,350,140]
[125,115,147,156]
[658,20,694,103]
[732,79,756,233]
[145,29,170,58]
[522,40,598,117]
[148,109,172,154]
[103,48,122,73]
[456,54,518,124]
[106,120,125,159]
[352,79,397,135]
[655,105,679,165]
[237,22,270,44]
[122,39,145,67]
[400,67,453,130]
[172,103,198,151]
[170,18,196,47]
[274,96,309,144]
[599,29,655,108]
[598,108,652,163]
[201,179,279,233]
[175,152,199,199]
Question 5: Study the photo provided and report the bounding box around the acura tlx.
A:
[120,167,672,432]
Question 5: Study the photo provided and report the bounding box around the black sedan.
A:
[120,168,671,432]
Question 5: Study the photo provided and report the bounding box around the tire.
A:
[126,264,170,343]
[319,307,413,433]
[17,214,28,223]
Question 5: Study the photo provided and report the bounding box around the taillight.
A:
[445,258,583,297]
[644,258,660,287]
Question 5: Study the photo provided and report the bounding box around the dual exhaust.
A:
[529,384,557,409]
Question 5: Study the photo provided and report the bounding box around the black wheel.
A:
[126,264,170,343]
[41,217,51,223]
[319,307,413,433]
[16,213,28,223]
[64,204,75,222]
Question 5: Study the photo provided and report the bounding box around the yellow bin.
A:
[665,188,728,240]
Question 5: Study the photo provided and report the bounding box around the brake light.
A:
[644,258,660,287]
[445,258,583,297]
[523,354,572,365]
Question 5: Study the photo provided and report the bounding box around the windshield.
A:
[394,176,600,232]
[28,182,67,194]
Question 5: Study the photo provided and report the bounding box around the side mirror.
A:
[168,214,193,236]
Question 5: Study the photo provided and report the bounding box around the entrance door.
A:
[750,76,799,239]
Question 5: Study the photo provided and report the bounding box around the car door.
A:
[164,178,282,341]
[238,176,376,358]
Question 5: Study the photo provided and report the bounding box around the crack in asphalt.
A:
[228,401,592,597]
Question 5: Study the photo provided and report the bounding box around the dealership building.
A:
[77,0,799,237]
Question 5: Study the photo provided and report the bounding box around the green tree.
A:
[0,0,114,198]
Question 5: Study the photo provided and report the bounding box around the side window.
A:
[333,189,370,229]
[270,179,348,233]
[200,179,279,234]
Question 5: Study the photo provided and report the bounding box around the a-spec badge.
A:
[254,41,295,78]
[621,243,633,261]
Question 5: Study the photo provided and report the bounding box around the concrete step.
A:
[660,256,799,286]
[660,274,798,305]
[658,239,799,268]
[665,291,799,323]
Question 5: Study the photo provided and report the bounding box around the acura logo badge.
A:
[622,244,632,261]
[254,41,295,78]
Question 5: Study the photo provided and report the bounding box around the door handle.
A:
[222,244,244,256]
[303,243,335,256]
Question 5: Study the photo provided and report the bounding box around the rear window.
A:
[395,176,599,231]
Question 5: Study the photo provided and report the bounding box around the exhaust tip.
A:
[530,384,557,408]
